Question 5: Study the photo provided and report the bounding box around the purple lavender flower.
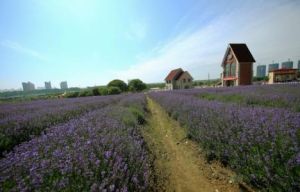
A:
[0,93,152,191]
[149,86,300,191]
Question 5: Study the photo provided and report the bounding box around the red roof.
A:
[165,68,183,81]
[270,68,297,74]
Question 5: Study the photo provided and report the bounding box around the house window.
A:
[231,63,236,76]
[183,79,186,83]
[188,79,191,82]
[225,64,230,77]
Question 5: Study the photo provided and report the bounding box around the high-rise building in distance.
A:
[268,63,279,72]
[45,81,52,89]
[60,81,68,90]
[281,60,293,69]
[256,65,266,77]
[22,82,35,91]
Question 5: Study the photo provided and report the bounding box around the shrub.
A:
[107,79,128,92]
[65,92,79,98]
[128,79,147,92]
[92,87,100,96]
[107,86,121,95]
[79,90,93,97]
[98,87,108,96]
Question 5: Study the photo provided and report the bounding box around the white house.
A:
[165,68,193,90]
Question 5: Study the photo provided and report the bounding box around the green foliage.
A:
[0,88,80,99]
[98,87,108,96]
[198,93,244,103]
[1,179,16,192]
[0,134,13,157]
[128,106,146,125]
[63,87,116,98]
[65,92,80,98]
[92,87,100,96]
[107,86,121,95]
[107,79,128,92]
[128,79,147,92]
[114,106,146,127]
[253,76,269,82]
[78,90,93,97]
[193,79,221,87]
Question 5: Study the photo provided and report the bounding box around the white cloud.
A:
[115,1,300,82]
[1,40,47,61]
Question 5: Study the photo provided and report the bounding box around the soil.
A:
[143,97,249,192]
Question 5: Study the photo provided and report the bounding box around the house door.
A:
[225,80,234,86]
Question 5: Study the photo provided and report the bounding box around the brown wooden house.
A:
[165,68,193,90]
[221,43,255,86]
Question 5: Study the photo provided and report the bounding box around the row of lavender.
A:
[0,94,153,191]
[0,96,123,156]
[149,91,300,191]
[175,84,300,111]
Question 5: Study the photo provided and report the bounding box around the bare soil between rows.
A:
[143,98,252,192]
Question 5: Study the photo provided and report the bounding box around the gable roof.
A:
[222,43,255,66]
[177,71,193,80]
[165,68,183,81]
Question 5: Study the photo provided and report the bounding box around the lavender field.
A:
[174,84,300,112]
[0,95,123,156]
[0,94,153,191]
[1,85,299,191]
[149,84,300,191]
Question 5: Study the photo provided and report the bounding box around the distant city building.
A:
[221,43,255,86]
[22,82,35,91]
[45,81,52,89]
[60,81,68,89]
[256,65,266,77]
[281,60,293,69]
[268,63,279,72]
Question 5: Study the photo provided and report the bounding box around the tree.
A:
[128,79,147,92]
[79,90,93,97]
[92,87,100,96]
[65,91,79,98]
[107,79,128,92]
[98,87,108,96]
[107,86,121,95]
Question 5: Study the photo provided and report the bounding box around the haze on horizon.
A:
[0,0,299,90]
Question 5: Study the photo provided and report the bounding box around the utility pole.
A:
[208,73,210,86]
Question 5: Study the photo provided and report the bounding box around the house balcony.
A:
[223,76,238,81]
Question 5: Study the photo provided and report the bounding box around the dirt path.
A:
[143,98,242,192]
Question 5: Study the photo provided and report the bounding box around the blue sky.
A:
[0,0,300,89]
